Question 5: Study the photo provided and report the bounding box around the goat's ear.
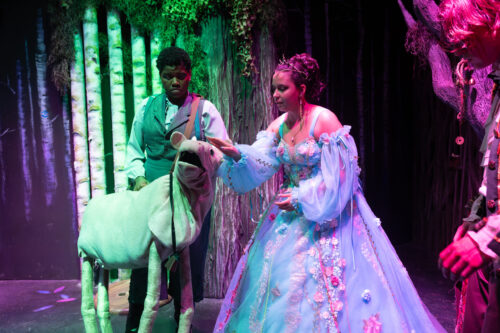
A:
[171,131,186,149]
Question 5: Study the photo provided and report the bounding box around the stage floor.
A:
[0,244,456,332]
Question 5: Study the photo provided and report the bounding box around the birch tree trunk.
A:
[202,17,279,297]
[71,29,90,227]
[35,10,57,206]
[16,59,32,219]
[83,7,106,198]
[150,31,162,95]
[131,27,148,112]
[25,41,38,172]
[107,10,127,193]
[62,92,77,234]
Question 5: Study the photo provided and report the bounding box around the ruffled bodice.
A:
[277,137,321,187]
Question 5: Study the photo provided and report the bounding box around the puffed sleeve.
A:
[218,131,281,194]
[290,126,360,223]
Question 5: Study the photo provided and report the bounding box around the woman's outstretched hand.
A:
[207,136,241,161]
[276,188,295,211]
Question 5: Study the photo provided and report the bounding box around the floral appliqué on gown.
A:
[214,111,444,333]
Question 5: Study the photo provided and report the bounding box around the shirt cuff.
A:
[467,215,500,259]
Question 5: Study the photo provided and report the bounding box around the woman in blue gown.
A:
[208,54,445,333]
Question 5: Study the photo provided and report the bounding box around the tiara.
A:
[277,56,309,79]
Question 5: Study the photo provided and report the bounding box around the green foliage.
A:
[47,0,283,92]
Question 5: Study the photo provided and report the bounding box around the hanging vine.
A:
[47,0,284,94]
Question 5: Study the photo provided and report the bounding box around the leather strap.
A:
[169,96,201,174]
[169,95,201,256]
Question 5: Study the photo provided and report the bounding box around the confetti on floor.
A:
[53,286,65,293]
[56,298,76,303]
[36,290,50,294]
[33,305,54,312]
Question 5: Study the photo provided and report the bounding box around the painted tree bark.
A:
[398,0,492,136]
[201,17,279,298]
[25,41,38,172]
[83,7,106,198]
[62,92,77,234]
[107,10,128,193]
[16,59,32,220]
[131,27,148,113]
[71,29,90,227]
[35,10,57,206]
[150,32,162,95]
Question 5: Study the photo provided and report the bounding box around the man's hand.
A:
[438,235,491,280]
[133,176,149,191]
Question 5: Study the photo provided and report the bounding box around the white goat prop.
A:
[78,132,222,333]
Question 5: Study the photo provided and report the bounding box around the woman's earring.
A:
[299,98,303,119]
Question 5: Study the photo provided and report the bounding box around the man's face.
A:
[457,30,500,69]
[160,64,191,102]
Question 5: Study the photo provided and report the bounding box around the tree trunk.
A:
[201,17,279,298]
[131,27,147,113]
[83,7,106,199]
[107,9,127,193]
[25,40,38,172]
[16,59,32,220]
[71,28,90,227]
[35,10,57,206]
[150,32,162,95]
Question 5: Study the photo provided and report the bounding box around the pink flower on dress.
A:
[269,213,276,221]
[313,291,324,303]
[333,300,343,312]
[363,314,382,333]
[297,145,308,155]
[339,258,346,268]
[330,275,340,287]
[325,266,334,277]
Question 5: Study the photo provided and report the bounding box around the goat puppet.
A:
[77,131,223,333]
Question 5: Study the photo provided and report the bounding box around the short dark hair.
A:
[156,46,192,73]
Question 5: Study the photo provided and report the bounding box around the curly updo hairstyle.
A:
[156,46,192,73]
[275,53,325,103]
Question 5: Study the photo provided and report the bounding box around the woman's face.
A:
[271,70,302,113]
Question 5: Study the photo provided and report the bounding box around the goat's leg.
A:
[138,242,161,333]
[96,268,112,333]
[81,257,98,333]
[178,247,194,333]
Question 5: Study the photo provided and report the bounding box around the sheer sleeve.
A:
[217,131,281,194]
[291,126,360,223]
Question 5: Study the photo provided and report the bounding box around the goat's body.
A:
[77,133,221,333]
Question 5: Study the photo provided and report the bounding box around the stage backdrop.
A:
[0,0,486,298]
